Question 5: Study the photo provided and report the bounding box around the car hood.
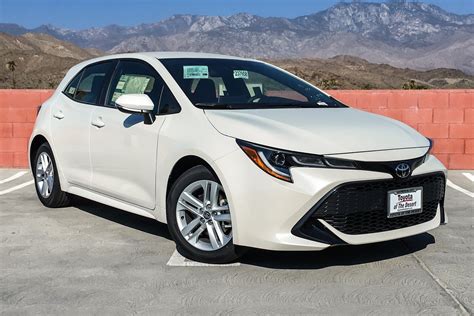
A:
[204,108,430,155]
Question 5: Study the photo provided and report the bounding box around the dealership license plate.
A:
[387,187,423,218]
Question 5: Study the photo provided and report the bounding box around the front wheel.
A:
[167,165,242,263]
[33,143,70,208]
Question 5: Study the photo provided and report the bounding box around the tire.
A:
[33,143,70,208]
[167,165,243,263]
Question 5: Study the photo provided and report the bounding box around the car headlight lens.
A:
[237,140,357,182]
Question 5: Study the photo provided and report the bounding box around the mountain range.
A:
[1,32,472,90]
[1,1,473,74]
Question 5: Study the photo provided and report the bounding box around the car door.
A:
[50,61,116,187]
[89,59,171,209]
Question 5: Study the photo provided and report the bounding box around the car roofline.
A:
[74,52,257,67]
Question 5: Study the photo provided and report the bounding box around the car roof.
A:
[142,51,251,60]
[78,52,255,65]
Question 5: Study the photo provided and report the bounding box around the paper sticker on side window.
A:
[183,66,209,79]
[116,80,125,90]
[233,70,249,79]
[111,75,152,102]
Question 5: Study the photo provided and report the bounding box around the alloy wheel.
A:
[36,152,54,198]
[176,180,232,251]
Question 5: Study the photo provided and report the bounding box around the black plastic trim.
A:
[355,156,426,180]
[237,138,429,179]
[291,180,354,245]
[291,171,446,243]
[440,196,446,225]
[291,216,347,245]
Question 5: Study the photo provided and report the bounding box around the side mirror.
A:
[115,94,155,125]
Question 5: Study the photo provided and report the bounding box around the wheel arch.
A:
[166,155,217,199]
[156,154,227,224]
[29,133,69,192]
[29,134,49,168]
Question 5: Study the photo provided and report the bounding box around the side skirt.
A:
[67,185,159,221]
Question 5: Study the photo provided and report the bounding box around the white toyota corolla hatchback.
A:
[29,52,447,263]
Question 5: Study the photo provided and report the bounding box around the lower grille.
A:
[295,172,445,237]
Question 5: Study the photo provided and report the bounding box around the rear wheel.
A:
[167,165,242,263]
[33,143,70,208]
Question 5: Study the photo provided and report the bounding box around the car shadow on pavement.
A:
[72,196,172,241]
[239,233,435,270]
[69,196,435,269]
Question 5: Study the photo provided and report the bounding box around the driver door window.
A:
[106,60,164,110]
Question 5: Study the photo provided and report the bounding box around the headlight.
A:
[237,140,356,182]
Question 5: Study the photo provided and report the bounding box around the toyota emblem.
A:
[395,163,411,179]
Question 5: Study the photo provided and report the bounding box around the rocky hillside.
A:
[1,32,472,89]
[0,33,99,88]
[271,56,474,90]
[1,1,473,74]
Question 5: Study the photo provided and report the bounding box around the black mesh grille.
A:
[300,173,445,236]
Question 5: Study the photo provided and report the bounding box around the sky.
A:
[0,0,473,30]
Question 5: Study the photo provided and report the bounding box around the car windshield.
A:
[160,58,346,109]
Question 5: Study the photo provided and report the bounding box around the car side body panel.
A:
[153,110,239,223]
[50,92,93,187]
[88,101,164,210]
[29,54,239,221]
[29,95,70,193]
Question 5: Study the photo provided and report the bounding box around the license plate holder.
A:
[387,187,423,218]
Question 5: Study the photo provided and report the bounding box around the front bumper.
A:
[293,172,445,242]
[214,150,447,251]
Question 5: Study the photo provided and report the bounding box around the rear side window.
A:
[64,71,82,98]
[107,60,164,108]
[74,62,116,105]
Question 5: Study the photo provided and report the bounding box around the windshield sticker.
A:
[68,86,76,95]
[317,101,328,106]
[233,70,249,79]
[183,66,209,79]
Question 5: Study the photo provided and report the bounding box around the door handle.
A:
[53,110,64,120]
[91,117,105,128]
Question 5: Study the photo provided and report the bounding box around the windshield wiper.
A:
[197,103,301,109]
[195,101,344,109]
[258,102,336,108]
[195,103,235,109]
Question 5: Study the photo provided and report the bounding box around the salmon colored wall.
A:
[0,90,54,168]
[327,90,473,169]
[0,89,473,169]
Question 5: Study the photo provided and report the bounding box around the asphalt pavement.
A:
[0,169,473,315]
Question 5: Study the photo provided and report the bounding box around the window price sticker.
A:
[183,66,209,79]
